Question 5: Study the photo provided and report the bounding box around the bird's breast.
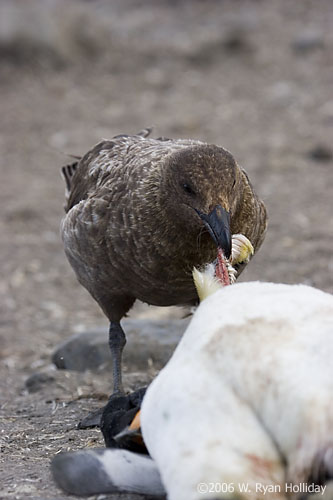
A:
[62,193,217,306]
[127,241,216,306]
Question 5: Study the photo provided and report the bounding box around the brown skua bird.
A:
[61,128,267,394]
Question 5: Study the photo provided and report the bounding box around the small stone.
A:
[292,32,324,53]
[223,31,251,53]
[52,330,109,372]
[25,372,55,393]
[308,145,332,162]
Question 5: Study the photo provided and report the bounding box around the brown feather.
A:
[61,130,267,321]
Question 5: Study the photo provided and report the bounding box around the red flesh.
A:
[215,247,230,286]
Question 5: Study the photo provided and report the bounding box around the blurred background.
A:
[0,0,332,497]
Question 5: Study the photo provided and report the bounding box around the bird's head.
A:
[160,144,239,265]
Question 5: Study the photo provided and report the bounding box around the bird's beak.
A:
[195,205,232,259]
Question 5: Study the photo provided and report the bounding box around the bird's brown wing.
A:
[61,128,158,213]
[230,167,268,276]
[61,130,204,214]
[62,140,117,213]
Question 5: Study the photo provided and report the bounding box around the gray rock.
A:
[308,145,332,162]
[25,372,55,393]
[52,318,189,372]
[292,31,324,53]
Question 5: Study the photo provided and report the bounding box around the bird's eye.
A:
[182,183,196,196]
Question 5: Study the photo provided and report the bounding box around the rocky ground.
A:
[0,0,332,499]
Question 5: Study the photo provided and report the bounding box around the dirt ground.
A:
[0,1,332,499]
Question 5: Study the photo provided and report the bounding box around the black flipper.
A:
[101,387,147,453]
[51,448,165,497]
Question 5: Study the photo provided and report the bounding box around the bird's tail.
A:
[61,161,79,199]
[137,127,153,137]
[51,448,165,497]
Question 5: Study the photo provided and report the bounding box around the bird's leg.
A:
[109,321,126,394]
[77,321,127,429]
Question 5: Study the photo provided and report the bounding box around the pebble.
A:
[292,31,324,53]
[25,372,55,393]
[308,145,332,162]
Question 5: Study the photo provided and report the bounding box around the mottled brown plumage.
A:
[61,129,267,392]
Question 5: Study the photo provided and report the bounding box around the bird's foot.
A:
[78,407,105,429]
[101,387,146,452]
[77,390,127,429]
[77,387,146,431]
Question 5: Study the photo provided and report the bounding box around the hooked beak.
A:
[195,205,232,259]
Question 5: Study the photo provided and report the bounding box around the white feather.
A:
[141,282,333,499]
[193,264,222,301]
[96,448,164,494]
